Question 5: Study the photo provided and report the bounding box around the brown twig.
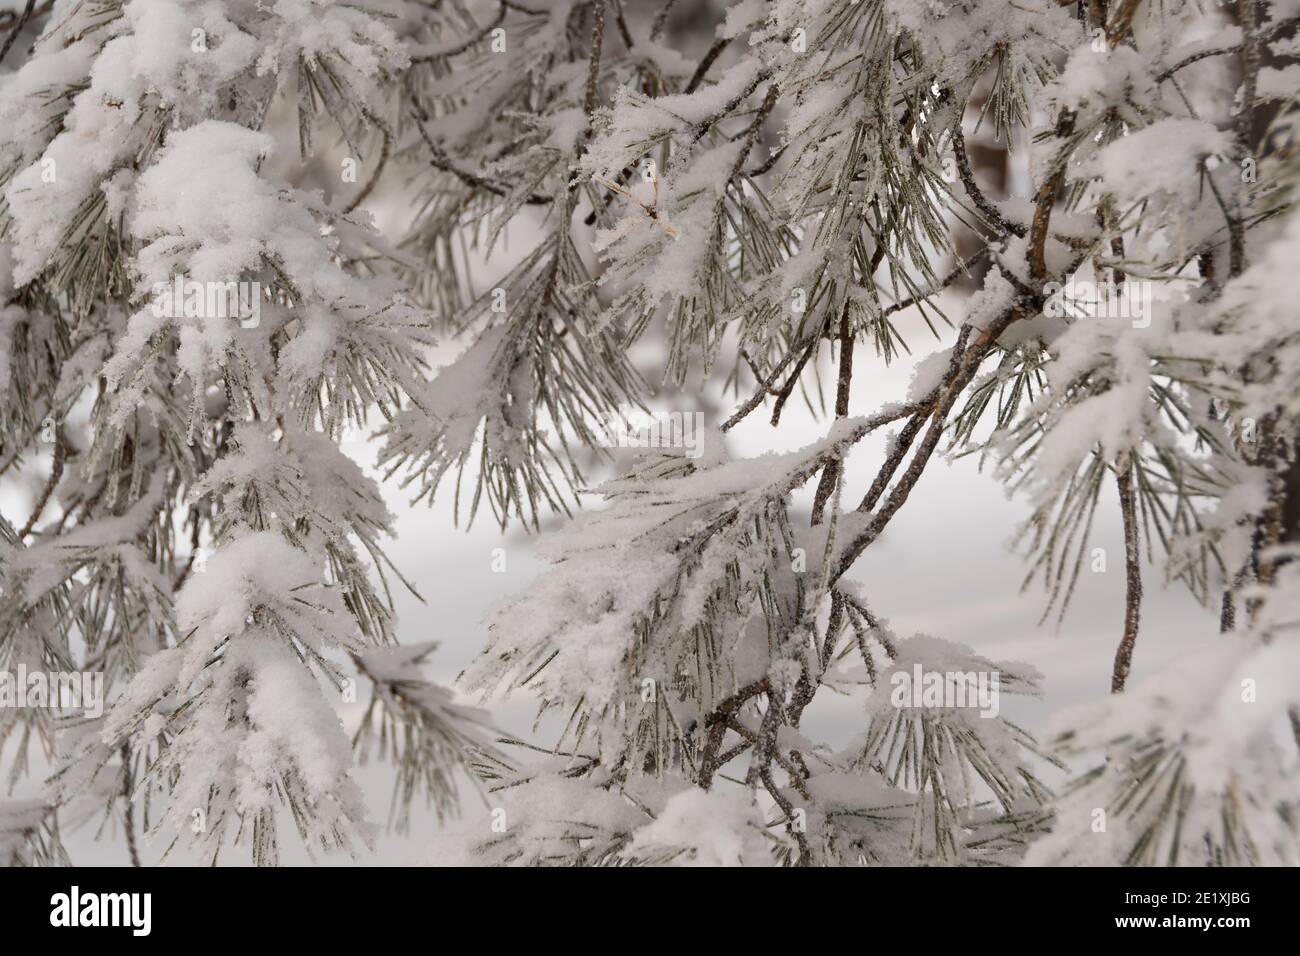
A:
[697,678,768,790]
[951,125,1023,238]
[721,338,809,432]
[685,38,729,94]
[1110,453,1143,692]
[835,304,1028,582]
[811,303,855,525]
[609,0,634,50]
[1028,111,1076,282]
[342,122,391,215]
[769,324,826,426]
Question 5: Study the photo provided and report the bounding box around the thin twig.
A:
[18,424,65,539]
[409,1,508,62]
[121,743,141,867]
[582,0,607,122]
[769,328,825,426]
[880,249,989,319]
[951,125,1023,238]
[0,0,34,67]
[342,122,391,215]
[835,304,1029,581]
[649,0,680,40]
[811,303,854,525]
[1231,0,1261,279]
[1110,454,1143,692]
[1028,111,1076,282]
[698,678,768,789]
[720,336,810,431]
[410,103,551,205]
[1154,16,1298,82]
[685,38,729,95]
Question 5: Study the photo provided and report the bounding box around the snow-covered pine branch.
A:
[0,0,492,863]
[2,0,1298,868]
[394,0,1300,866]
